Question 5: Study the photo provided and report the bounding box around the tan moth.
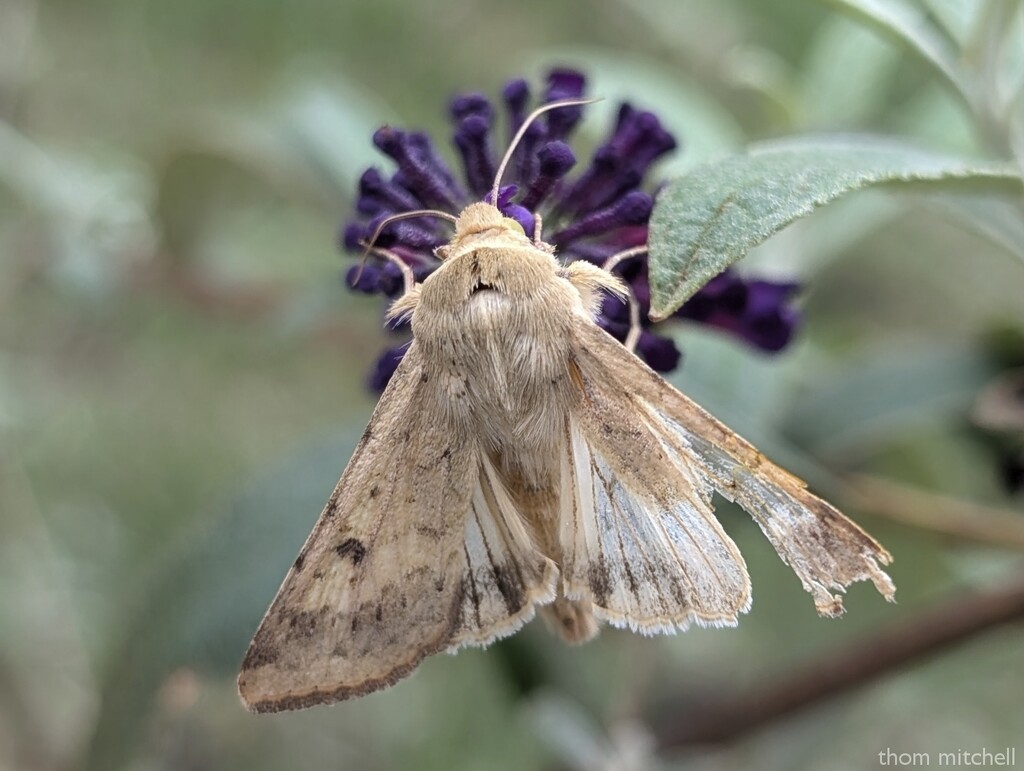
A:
[238,98,895,713]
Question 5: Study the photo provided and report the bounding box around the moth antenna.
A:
[490,97,601,209]
[602,246,648,353]
[603,246,648,275]
[354,209,457,285]
[358,241,418,297]
[363,209,458,253]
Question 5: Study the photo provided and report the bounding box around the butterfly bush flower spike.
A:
[342,69,802,390]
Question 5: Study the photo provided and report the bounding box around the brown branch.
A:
[844,473,1024,551]
[655,571,1024,749]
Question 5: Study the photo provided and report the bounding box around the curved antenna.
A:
[358,241,417,296]
[602,245,648,275]
[355,208,458,283]
[351,209,455,287]
[363,209,458,252]
[490,97,600,208]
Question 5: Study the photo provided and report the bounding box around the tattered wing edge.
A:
[569,315,895,616]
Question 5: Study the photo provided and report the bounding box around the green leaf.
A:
[930,189,1024,260]
[922,0,985,46]
[646,137,1022,319]
[801,16,903,129]
[817,0,970,98]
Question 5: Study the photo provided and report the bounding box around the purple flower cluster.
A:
[343,68,801,391]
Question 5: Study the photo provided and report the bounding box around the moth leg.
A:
[529,212,556,254]
[358,243,423,323]
[358,242,417,296]
[560,261,627,320]
[602,246,649,353]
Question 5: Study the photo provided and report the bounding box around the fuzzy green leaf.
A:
[646,137,1022,319]
[818,0,968,95]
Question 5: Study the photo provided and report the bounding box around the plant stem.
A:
[654,572,1024,748]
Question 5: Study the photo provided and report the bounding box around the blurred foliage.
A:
[1,0,1022,770]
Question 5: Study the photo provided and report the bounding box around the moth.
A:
[238,99,895,713]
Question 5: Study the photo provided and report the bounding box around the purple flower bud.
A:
[601,293,630,323]
[545,68,586,101]
[376,261,406,298]
[407,132,467,205]
[556,150,643,216]
[677,271,747,321]
[450,93,493,122]
[608,106,678,169]
[597,314,630,342]
[677,272,801,353]
[502,78,530,133]
[538,140,577,176]
[345,263,381,294]
[544,68,586,139]
[356,197,384,217]
[637,331,681,372]
[562,223,647,265]
[369,344,410,392]
[500,78,539,184]
[486,184,519,209]
[521,141,576,210]
[358,168,422,214]
[555,105,674,216]
[364,212,445,251]
[453,114,497,198]
[552,191,652,246]
[512,121,545,188]
[373,127,463,209]
[502,204,535,235]
[740,281,801,351]
[341,222,367,252]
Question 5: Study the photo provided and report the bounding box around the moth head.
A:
[433,203,527,261]
[452,202,526,239]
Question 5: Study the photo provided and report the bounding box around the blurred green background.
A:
[2,0,1023,769]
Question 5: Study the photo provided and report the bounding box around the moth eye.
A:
[434,245,451,261]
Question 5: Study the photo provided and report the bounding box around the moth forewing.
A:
[237,343,556,713]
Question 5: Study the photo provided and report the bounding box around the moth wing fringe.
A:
[445,562,558,653]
